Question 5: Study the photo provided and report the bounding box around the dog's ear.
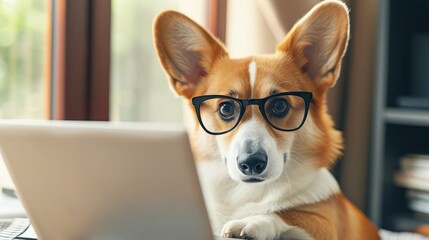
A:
[154,11,227,98]
[276,0,349,89]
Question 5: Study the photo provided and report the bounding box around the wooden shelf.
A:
[384,108,429,127]
[385,211,429,232]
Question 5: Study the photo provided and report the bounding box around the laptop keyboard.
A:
[0,218,30,239]
[0,219,12,231]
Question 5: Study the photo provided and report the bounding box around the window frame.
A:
[51,0,111,121]
[209,0,227,42]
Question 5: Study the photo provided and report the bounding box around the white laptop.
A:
[0,120,232,240]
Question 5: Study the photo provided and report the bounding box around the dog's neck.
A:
[196,159,340,233]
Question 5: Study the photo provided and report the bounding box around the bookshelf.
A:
[368,0,429,231]
[387,212,429,232]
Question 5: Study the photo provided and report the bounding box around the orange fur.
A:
[277,194,380,240]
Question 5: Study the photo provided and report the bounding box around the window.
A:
[0,0,215,122]
[0,0,50,119]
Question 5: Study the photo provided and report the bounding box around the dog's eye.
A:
[218,101,235,121]
[268,98,290,118]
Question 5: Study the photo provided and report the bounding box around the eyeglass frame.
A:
[191,91,313,135]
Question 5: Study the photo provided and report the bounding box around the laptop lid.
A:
[0,120,213,240]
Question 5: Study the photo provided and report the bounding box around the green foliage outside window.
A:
[0,0,47,119]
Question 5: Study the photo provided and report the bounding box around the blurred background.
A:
[0,0,428,232]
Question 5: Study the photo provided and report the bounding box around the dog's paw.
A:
[221,214,288,240]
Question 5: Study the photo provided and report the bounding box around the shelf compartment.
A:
[385,211,429,232]
[385,108,429,126]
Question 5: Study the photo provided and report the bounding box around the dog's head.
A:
[154,1,349,184]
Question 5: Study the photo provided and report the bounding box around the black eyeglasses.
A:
[191,91,312,135]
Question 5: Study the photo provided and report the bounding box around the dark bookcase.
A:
[368,0,429,231]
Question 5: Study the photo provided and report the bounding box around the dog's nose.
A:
[237,151,267,176]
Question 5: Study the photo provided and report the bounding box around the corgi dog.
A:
[154,1,380,239]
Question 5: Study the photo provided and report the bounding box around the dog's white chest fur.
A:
[196,160,340,234]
